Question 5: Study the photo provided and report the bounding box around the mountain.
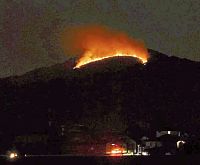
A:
[0,49,200,139]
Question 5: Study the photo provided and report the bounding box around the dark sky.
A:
[0,0,199,78]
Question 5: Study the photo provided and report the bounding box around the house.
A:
[139,130,188,155]
[156,130,181,138]
[140,136,162,150]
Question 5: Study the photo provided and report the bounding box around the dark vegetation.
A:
[0,49,200,153]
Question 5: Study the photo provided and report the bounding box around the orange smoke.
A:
[60,25,149,68]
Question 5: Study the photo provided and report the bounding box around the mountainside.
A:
[0,49,200,138]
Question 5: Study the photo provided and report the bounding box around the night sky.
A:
[0,0,199,77]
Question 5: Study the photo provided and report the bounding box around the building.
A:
[156,130,181,138]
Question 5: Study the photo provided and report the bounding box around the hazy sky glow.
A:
[0,0,199,77]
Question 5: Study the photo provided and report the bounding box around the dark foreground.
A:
[1,155,200,165]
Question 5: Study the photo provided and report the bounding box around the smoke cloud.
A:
[60,25,149,68]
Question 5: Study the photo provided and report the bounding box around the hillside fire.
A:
[60,25,149,68]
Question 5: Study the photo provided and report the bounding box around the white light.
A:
[177,140,186,148]
[168,131,171,134]
[9,153,15,159]
[9,152,18,159]
[141,151,150,156]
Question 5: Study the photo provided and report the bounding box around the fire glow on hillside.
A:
[60,25,149,68]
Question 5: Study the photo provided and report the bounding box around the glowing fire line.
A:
[74,52,147,69]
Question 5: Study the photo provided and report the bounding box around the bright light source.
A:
[141,151,150,156]
[111,148,122,154]
[167,131,171,134]
[9,153,15,159]
[177,140,186,148]
[123,150,134,156]
[9,152,18,159]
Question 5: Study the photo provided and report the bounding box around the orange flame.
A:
[60,25,149,68]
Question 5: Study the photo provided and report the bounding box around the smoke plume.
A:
[60,25,149,68]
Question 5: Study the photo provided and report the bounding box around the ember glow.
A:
[61,25,149,68]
